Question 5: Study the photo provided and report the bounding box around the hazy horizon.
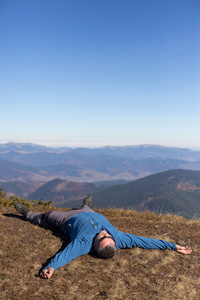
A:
[0,140,200,151]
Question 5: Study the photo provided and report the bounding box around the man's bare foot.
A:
[40,267,54,279]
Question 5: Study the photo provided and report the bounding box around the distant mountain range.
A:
[1,143,200,218]
[1,142,200,160]
[26,169,200,219]
[1,143,200,185]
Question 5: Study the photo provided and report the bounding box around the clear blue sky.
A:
[0,0,199,149]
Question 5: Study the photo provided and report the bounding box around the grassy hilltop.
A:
[0,205,199,299]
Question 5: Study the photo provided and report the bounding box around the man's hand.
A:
[176,245,192,255]
[40,267,54,279]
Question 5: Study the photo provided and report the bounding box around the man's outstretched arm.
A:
[116,232,192,254]
[39,238,92,279]
[176,245,192,255]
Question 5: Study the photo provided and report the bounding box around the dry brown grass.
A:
[0,206,199,299]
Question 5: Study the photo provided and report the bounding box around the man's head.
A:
[94,230,115,259]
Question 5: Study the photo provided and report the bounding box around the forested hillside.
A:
[89,169,200,219]
[26,169,200,219]
[28,178,104,204]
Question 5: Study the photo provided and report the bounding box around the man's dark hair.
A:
[97,244,115,259]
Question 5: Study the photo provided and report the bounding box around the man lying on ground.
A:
[14,197,192,279]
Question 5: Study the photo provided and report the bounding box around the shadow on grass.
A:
[3,213,25,221]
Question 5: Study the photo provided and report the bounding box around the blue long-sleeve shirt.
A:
[45,212,176,271]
